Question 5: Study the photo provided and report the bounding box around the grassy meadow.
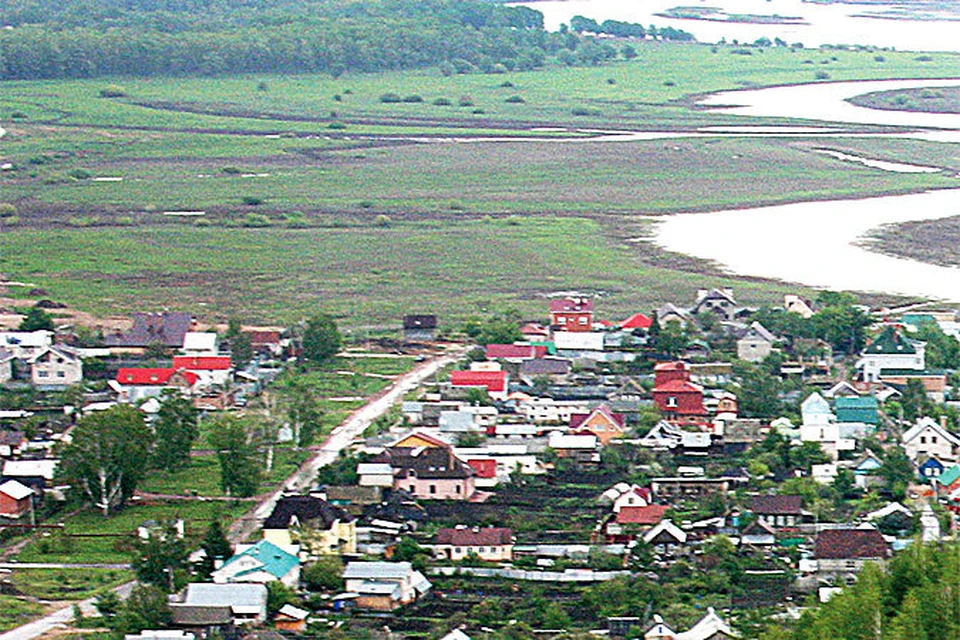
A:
[2,42,959,325]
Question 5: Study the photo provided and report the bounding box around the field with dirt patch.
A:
[2,43,958,326]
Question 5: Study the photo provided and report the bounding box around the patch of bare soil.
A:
[0,295,131,332]
[864,215,960,267]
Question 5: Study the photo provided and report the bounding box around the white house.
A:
[902,416,960,463]
[516,398,590,424]
[342,561,431,610]
[800,393,854,460]
[0,330,53,360]
[181,332,219,354]
[211,540,300,588]
[858,325,925,382]
[29,345,83,387]
[736,322,778,363]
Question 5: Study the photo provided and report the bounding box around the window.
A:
[558,317,566,325]
[455,485,461,494]
[38,371,48,378]
[429,485,437,494]
[666,396,678,408]
[57,371,65,378]
[921,436,926,444]
[932,436,938,444]
[409,485,415,492]
[578,317,587,325]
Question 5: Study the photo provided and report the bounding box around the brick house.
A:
[0,479,33,518]
[373,443,476,501]
[569,404,626,446]
[751,495,804,530]
[549,297,594,333]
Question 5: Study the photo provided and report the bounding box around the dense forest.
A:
[0,0,693,80]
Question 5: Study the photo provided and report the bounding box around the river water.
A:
[655,77,960,301]
[515,0,960,53]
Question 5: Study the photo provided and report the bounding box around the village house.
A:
[569,403,625,446]
[0,330,53,361]
[548,431,600,464]
[111,368,199,403]
[518,357,572,385]
[274,604,310,633]
[449,368,509,401]
[371,435,477,500]
[262,494,357,556]
[485,344,547,361]
[28,345,83,387]
[736,322,778,363]
[784,294,815,318]
[651,362,706,423]
[172,355,232,387]
[181,331,219,354]
[168,583,268,627]
[833,396,879,425]
[651,476,733,502]
[902,416,960,463]
[211,540,300,588]
[0,348,14,384]
[813,527,891,584]
[643,520,688,558]
[799,392,854,460]
[0,479,34,519]
[690,288,752,322]
[402,315,438,342]
[751,495,804,530]
[549,297,594,332]
[516,397,590,424]
[640,607,738,640]
[433,526,514,562]
[656,303,690,329]
[105,311,194,349]
[857,325,925,382]
[342,561,431,610]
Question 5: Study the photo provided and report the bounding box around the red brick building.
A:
[549,298,594,333]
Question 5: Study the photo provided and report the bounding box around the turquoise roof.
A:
[938,464,960,486]
[221,540,299,580]
[835,396,879,425]
[901,313,936,327]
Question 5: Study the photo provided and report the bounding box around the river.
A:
[654,77,960,301]
[514,0,960,53]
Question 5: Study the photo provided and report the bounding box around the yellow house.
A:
[262,494,356,557]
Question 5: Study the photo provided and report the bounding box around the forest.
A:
[0,0,692,80]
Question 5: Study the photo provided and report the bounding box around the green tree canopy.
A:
[19,306,55,331]
[58,404,154,516]
[207,414,264,497]
[151,391,200,471]
[301,313,342,364]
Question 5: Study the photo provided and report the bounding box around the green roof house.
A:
[858,325,925,382]
[211,540,300,588]
[834,396,879,425]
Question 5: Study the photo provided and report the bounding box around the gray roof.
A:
[343,561,414,580]
[180,582,267,608]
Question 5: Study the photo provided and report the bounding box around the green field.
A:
[2,43,958,325]
[0,596,43,632]
[10,568,133,601]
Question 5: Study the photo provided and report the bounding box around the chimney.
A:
[941,415,948,429]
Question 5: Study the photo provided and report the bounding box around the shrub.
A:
[67,168,92,180]
[438,61,456,77]
[606,78,616,85]
[0,215,20,226]
[10,111,28,119]
[242,213,272,227]
[433,97,452,106]
[663,80,676,86]
[358,201,374,209]
[0,202,17,217]
[458,96,474,107]
[375,214,391,227]
[241,196,264,206]
[571,107,601,116]
[379,93,402,103]
[221,166,242,174]
[916,55,933,62]
[328,122,347,129]
[256,81,268,92]
[98,85,126,98]
[333,94,342,102]
[815,70,831,80]
[194,218,212,227]
[499,81,514,88]
[472,108,486,114]
[874,55,886,62]
[115,216,134,226]
[402,94,423,103]
[68,216,99,227]
[504,95,525,103]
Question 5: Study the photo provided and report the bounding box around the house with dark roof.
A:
[263,494,356,556]
[403,315,438,342]
[106,312,193,349]
[518,357,572,385]
[857,325,925,382]
[29,345,83,387]
[690,288,752,322]
[373,443,476,501]
[751,495,804,530]
[434,526,514,562]
[813,527,891,583]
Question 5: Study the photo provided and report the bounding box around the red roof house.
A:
[652,379,707,419]
[115,368,199,386]
[620,313,653,330]
[466,458,497,479]
[450,370,508,399]
[485,344,547,360]
[616,504,669,526]
[654,361,692,387]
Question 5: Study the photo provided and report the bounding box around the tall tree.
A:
[275,377,324,449]
[301,314,342,364]
[133,523,189,592]
[113,584,172,635]
[19,306,55,331]
[208,414,263,498]
[196,519,234,580]
[151,392,200,471]
[58,404,153,517]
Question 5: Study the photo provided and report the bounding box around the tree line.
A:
[0,0,691,80]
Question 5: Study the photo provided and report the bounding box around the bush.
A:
[10,111,28,119]
[472,108,486,114]
[663,80,676,87]
[916,55,933,62]
[504,95,525,103]
[433,97,452,106]
[68,168,92,180]
[0,203,17,217]
[98,85,127,98]
[458,95,474,107]
[402,94,423,103]
[499,81,515,88]
[328,122,347,129]
[571,107,601,117]
[115,216,134,225]
[242,213,272,227]
[874,55,886,62]
[221,166,242,174]
[68,216,99,227]
[815,70,831,80]
[379,93,402,103]
[438,61,456,77]
[606,78,617,85]
[241,196,264,206]
[0,215,20,226]
[375,214,391,227]
[358,201,374,209]
[256,81,268,92]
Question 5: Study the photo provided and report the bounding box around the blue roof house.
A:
[211,540,300,588]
